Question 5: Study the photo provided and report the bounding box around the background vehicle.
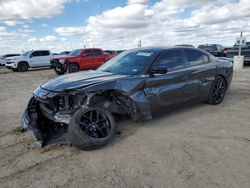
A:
[0,54,20,65]
[5,50,52,72]
[198,44,226,57]
[175,44,195,48]
[224,42,250,64]
[51,48,116,75]
[22,47,233,150]
[52,51,71,57]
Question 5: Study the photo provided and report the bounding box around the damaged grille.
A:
[34,92,87,124]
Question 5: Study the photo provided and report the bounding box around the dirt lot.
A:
[0,66,249,188]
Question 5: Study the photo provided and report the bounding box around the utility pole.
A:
[138,40,142,48]
[238,31,243,56]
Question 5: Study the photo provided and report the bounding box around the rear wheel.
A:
[68,64,79,73]
[208,76,226,105]
[18,62,29,72]
[68,106,116,150]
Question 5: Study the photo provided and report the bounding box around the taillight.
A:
[223,50,228,57]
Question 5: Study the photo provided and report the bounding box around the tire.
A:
[68,106,116,150]
[54,66,65,75]
[208,76,227,105]
[18,62,29,72]
[67,64,79,74]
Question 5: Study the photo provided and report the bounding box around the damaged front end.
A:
[22,87,88,147]
[21,84,149,148]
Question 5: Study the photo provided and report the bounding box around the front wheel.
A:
[68,106,116,150]
[18,62,29,72]
[67,64,80,73]
[54,66,65,75]
[208,76,226,105]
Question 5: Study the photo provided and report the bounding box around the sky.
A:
[0,0,249,54]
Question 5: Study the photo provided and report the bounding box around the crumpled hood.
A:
[41,70,130,92]
[52,55,70,60]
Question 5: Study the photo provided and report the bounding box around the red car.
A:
[51,48,116,75]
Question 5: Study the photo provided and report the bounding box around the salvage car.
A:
[22,47,233,150]
[51,48,115,75]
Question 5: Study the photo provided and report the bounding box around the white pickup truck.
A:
[5,50,52,71]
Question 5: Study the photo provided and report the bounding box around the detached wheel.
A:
[18,62,29,72]
[208,76,226,105]
[68,106,116,150]
[68,64,79,73]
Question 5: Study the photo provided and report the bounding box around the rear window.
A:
[185,50,209,66]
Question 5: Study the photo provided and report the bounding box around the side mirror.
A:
[30,55,33,58]
[81,53,87,57]
[150,66,168,75]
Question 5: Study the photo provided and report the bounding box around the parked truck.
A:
[51,48,116,75]
[5,50,52,71]
[224,42,250,64]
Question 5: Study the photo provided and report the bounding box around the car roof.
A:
[128,46,212,57]
[129,46,198,52]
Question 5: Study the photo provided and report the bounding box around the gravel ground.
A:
[0,66,249,188]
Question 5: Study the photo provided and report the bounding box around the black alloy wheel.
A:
[18,62,29,72]
[79,109,111,139]
[68,106,116,150]
[208,76,226,105]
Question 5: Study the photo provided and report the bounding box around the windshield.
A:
[98,50,156,75]
[21,51,31,56]
[68,49,82,56]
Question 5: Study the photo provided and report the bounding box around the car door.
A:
[183,49,217,100]
[39,51,51,66]
[80,49,93,69]
[29,51,42,67]
[91,49,106,68]
[144,49,197,112]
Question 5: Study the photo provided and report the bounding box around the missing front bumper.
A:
[21,97,69,148]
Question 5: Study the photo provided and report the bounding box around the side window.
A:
[40,51,50,56]
[155,50,186,71]
[185,50,206,66]
[31,51,41,57]
[203,54,209,63]
[85,50,92,56]
[92,50,102,56]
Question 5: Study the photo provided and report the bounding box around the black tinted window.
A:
[185,50,208,66]
[85,50,92,56]
[31,51,40,57]
[155,50,186,71]
[92,50,102,56]
[40,51,50,56]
